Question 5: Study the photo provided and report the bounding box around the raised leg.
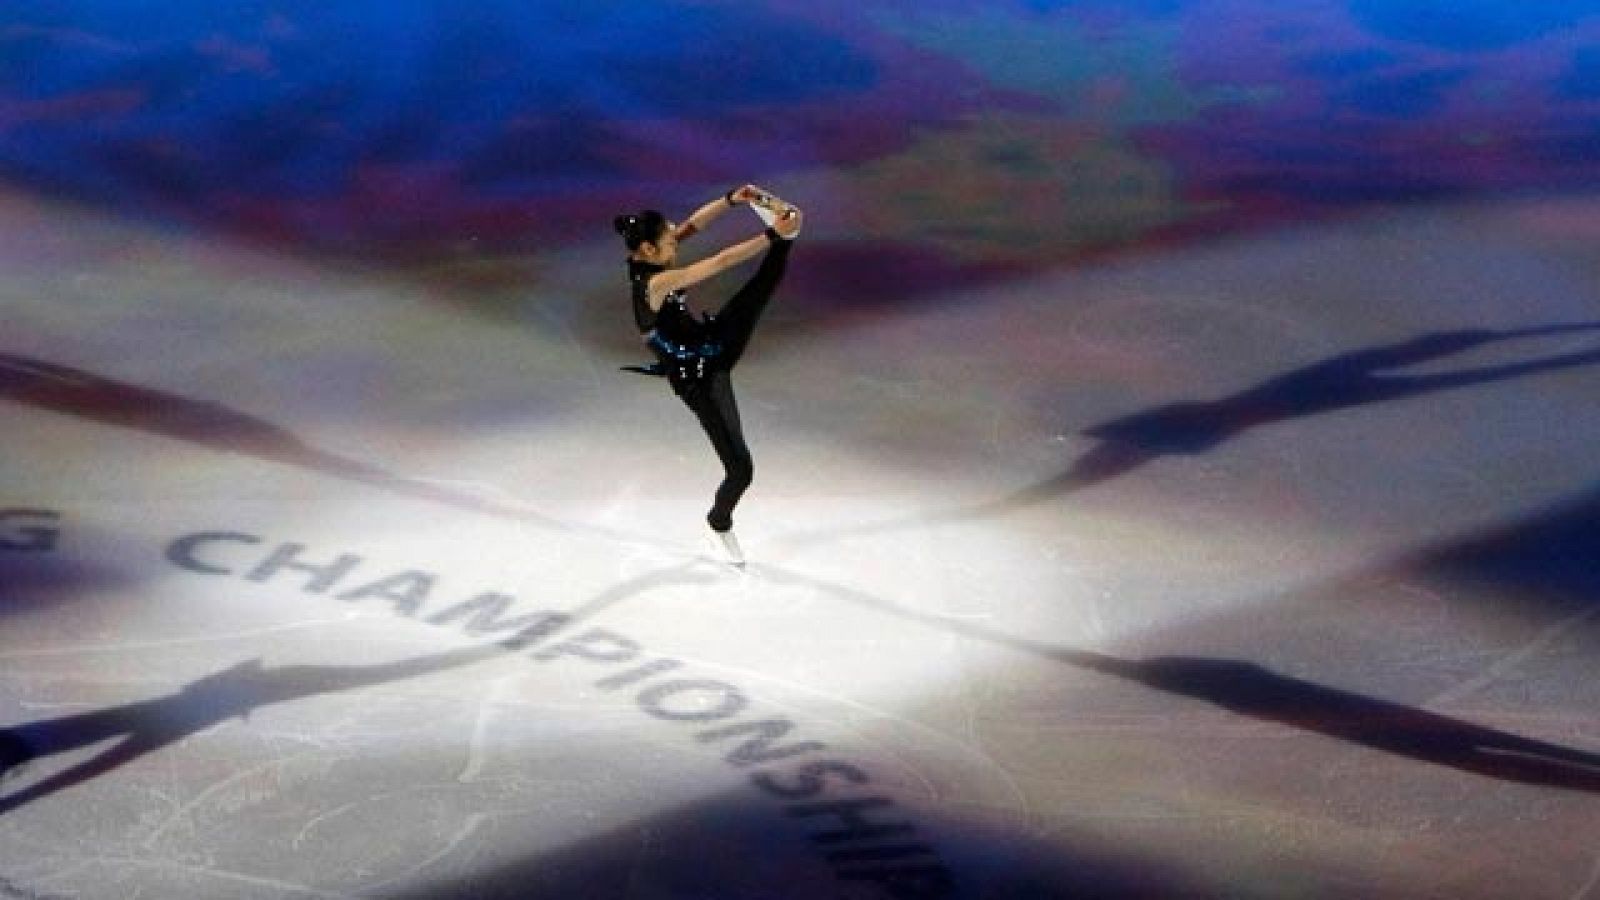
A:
[712,238,792,371]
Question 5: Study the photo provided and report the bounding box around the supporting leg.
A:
[680,371,754,533]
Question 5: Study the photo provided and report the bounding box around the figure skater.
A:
[615,185,802,566]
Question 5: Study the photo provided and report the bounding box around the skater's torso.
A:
[629,260,699,337]
[629,259,722,389]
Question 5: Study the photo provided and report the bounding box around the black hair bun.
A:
[614,209,663,250]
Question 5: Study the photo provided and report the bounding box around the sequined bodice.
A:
[629,259,702,344]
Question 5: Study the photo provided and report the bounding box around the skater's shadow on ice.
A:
[757,562,1600,794]
[1067,652,1600,792]
[1026,321,1600,498]
[777,321,1600,548]
[0,634,545,816]
[0,353,395,476]
[0,353,650,544]
[0,555,724,817]
[0,546,136,619]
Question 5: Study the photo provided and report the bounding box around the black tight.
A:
[677,238,791,532]
[711,235,791,369]
[681,371,750,532]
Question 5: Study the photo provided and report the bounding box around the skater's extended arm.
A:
[647,208,802,310]
[673,185,759,243]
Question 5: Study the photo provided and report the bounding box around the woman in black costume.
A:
[615,185,802,566]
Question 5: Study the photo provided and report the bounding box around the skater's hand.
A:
[773,205,803,238]
[729,184,760,205]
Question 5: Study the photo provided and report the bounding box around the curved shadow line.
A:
[772,322,1600,550]
[558,559,723,624]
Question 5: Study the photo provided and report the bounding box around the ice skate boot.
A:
[748,191,801,237]
[710,527,746,568]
